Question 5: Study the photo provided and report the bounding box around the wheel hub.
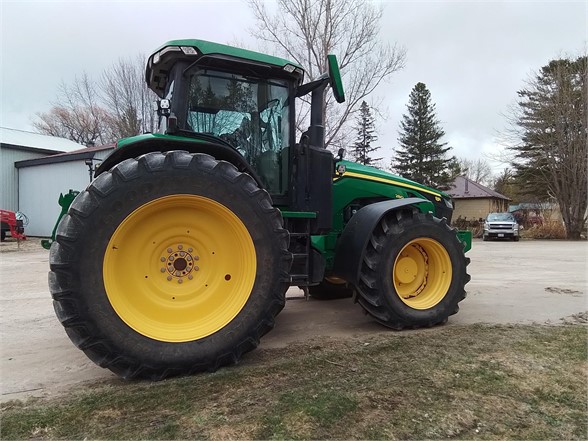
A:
[161,244,199,283]
[395,256,418,284]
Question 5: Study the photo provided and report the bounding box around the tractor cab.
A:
[146,41,305,196]
[144,40,342,231]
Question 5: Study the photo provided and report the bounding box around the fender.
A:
[332,198,434,286]
[95,133,264,187]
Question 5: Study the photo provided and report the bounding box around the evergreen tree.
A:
[509,56,587,239]
[393,82,453,188]
[352,101,382,166]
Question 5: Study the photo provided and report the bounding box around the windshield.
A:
[186,70,291,194]
[487,213,515,222]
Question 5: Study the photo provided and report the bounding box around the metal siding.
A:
[94,149,113,162]
[19,161,91,236]
[0,147,50,211]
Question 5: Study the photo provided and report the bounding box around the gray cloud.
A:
[1,1,585,173]
[377,1,586,169]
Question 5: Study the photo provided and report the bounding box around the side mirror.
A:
[337,148,346,161]
[327,55,345,103]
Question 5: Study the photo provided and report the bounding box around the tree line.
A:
[352,58,586,239]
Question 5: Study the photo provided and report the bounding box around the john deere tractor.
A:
[49,39,471,379]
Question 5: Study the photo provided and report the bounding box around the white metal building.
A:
[16,145,114,237]
[0,127,86,212]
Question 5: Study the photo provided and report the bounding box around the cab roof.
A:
[146,39,305,97]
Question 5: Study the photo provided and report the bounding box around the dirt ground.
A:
[1,238,586,402]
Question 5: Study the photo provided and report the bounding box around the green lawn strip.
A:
[1,324,586,440]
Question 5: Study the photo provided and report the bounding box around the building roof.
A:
[446,176,510,200]
[0,127,87,154]
[15,144,114,168]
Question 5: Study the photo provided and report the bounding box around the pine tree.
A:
[352,101,382,166]
[393,82,453,188]
[510,56,587,239]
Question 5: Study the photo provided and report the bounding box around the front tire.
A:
[356,209,470,329]
[49,151,291,379]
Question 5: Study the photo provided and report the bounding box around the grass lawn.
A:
[1,324,586,440]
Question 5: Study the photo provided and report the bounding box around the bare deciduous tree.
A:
[33,74,112,146]
[456,158,494,186]
[101,55,157,139]
[34,57,157,145]
[248,0,406,149]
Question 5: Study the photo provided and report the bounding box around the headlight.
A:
[484,222,489,230]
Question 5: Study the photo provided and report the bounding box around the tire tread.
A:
[49,151,290,379]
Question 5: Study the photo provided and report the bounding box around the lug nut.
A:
[180,251,186,257]
[178,244,183,250]
[194,266,199,271]
[160,257,166,262]
[186,256,192,261]
[188,275,193,280]
[160,268,166,273]
[169,256,174,261]
[188,248,193,252]
[167,248,172,253]
[194,256,199,261]
[167,276,172,281]
[178,278,183,284]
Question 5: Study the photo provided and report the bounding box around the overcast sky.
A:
[1,1,586,173]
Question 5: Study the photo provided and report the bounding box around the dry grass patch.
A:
[1,324,586,440]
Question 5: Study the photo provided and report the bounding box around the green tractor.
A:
[49,39,471,379]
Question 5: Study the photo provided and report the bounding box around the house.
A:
[446,176,510,222]
[15,144,115,236]
[0,127,86,212]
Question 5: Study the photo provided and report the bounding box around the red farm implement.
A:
[0,210,26,241]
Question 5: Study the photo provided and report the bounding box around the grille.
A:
[489,223,514,230]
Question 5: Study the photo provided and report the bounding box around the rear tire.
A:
[0,230,5,242]
[356,209,470,329]
[49,151,291,379]
[309,278,354,300]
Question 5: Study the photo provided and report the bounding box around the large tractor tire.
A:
[356,209,470,329]
[49,151,291,379]
[309,277,354,300]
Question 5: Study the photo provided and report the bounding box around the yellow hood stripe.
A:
[335,171,442,198]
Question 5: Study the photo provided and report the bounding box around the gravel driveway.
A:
[1,238,586,402]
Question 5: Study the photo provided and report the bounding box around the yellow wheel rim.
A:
[103,195,256,342]
[392,238,452,310]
